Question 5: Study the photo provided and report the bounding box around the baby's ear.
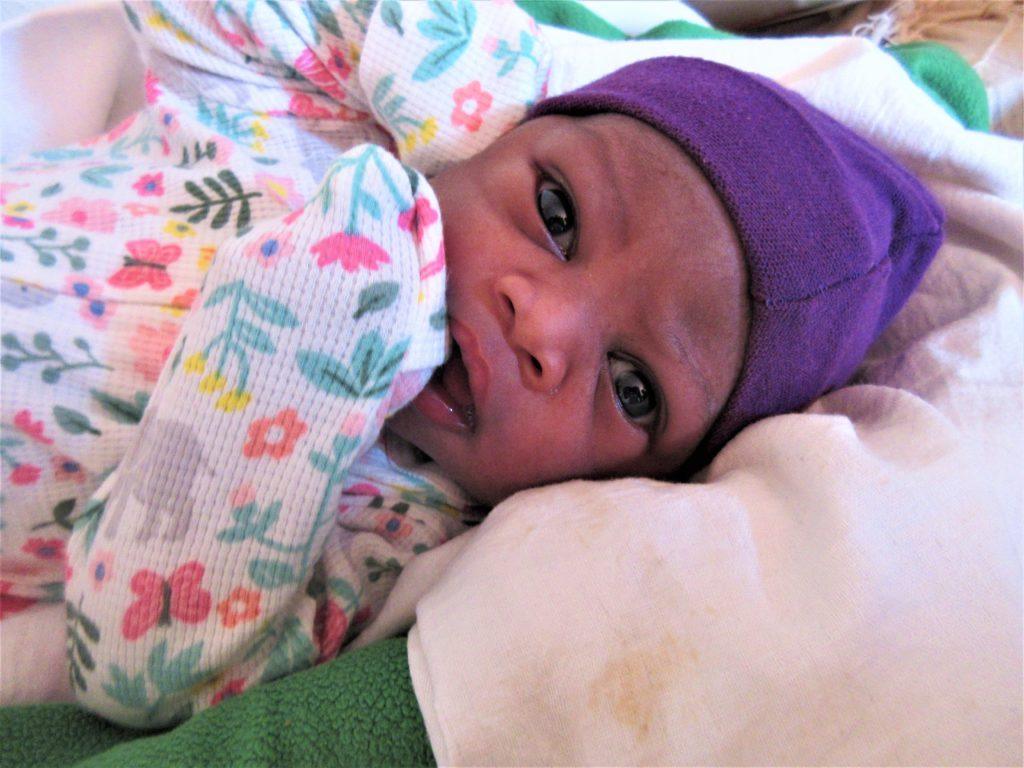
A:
[359,0,552,176]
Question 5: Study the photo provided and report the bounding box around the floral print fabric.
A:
[0,0,548,727]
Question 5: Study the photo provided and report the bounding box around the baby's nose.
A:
[494,274,587,394]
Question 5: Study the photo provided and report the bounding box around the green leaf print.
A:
[75,497,106,556]
[148,640,207,695]
[260,617,315,683]
[80,164,133,188]
[308,0,343,39]
[248,558,298,589]
[53,405,102,436]
[195,281,299,398]
[169,170,261,234]
[381,0,404,34]
[2,230,89,271]
[430,308,447,331]
[241,290,300,327]
[91,389,149,424]
[67,598,101,692]
[296,332,408,399]
[234,320,275,354]
[413,0,477,82]
[353,281,400,320]
[31,497,78,531]
[1,332,109,382]
[103,665,149,709]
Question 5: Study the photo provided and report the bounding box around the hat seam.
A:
[749,227,942,307]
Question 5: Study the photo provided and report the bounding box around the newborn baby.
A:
[0,0,941,727]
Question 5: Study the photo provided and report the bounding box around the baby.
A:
[0,0,941,727]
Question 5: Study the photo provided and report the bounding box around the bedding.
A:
[1,0,1021,765]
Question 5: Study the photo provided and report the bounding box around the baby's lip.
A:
[449,317,490,420]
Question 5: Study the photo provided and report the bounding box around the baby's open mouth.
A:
[441,340,476,427]
[411,338,476,432]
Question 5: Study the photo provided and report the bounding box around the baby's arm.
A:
[64,144,446,728]
[125,0,372,120]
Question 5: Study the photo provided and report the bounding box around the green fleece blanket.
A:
[0,4,989,767]
[0,638,432,768]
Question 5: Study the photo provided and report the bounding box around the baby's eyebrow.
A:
[663,322,715,422]
[572,122,627,248]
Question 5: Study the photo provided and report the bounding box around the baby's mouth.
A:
[411,339,476,432]
[441,340,476,426]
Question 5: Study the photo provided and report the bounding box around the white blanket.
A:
[353,35,1024,766]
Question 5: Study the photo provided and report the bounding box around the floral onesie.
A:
[1,0,549,726]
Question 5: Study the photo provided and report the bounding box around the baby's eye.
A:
[536,177,577,258]
[610,356,658,425]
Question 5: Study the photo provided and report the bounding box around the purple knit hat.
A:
[527,57,944,475]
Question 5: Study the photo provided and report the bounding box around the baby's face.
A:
[388,114,748,504]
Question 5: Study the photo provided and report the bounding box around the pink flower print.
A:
[122,561,212,641]
[211,137,234,166]
[144,69,162,104]
[287,92,333,120]
[216,586,261,628]
[314,598,349,663]
[343,482,383,497]
[3,200,34,230]
[339,412,366,438]
[482,35,499,54]
[52,455,86,483]
[376,511,413,541]
[0,181,28,204]
[132,172,164,197]
[243,230,295,269]
[108,239,181,290]
[0,580,38,620]
[211,678,246,706]
[88,550,114,592]
[255,173,304,211]
[243,408,309,460]
[311,232,390,272]
[129,320,180,381]
[168,288,198,314]
[22,537,64,560]
[420,240,445,280]
[13,409,53,444]
[451,81,493,133]
[41,197,117,233]
[123,202,160,218]
[1,183,34,228]
[294,47,349,103]
[326,46,352,81]
[229,482,257,508]
[157,107,180,134]
[66,276,115,329]
[105,115,136,143]
[398,196,439,244]
[10,464,41,485]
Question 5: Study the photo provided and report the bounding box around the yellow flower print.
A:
[198,245,216,272]
[420,117,438,145]
[147,12,172,31]
[183,352,207,375]
[349,43,361,65]
[216,390,252,413]
[401,132,418,154]
[164,220,196,239]
[199,372,227,393]
[251,121,269,140]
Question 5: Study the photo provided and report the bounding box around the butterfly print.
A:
[108,239,181,290]
[122,560,211,641]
